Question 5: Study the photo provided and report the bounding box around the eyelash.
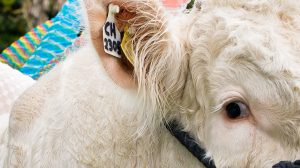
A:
[212,97,248,113]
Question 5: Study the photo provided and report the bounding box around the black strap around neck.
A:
[166,121,300,168]
[165,121,216,168]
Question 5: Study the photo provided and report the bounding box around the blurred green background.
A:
[0,0,65,51]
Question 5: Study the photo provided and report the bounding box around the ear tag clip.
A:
[103,4,122,58]
[121,25,134,65]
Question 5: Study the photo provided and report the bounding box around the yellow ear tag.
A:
[121,25,134,65]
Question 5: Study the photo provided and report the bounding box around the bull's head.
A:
[85,0,300,167]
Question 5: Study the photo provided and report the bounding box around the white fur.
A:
[2,0,300,167]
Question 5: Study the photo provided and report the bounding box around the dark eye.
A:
[225,101,249,119]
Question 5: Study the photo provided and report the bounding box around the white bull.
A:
[1,0,300,167]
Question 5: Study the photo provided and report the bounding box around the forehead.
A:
[186,1,300,111]
[188,1,300,79]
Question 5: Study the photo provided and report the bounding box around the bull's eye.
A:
[225,101,249,119]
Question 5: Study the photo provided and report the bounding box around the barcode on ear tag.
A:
[103,4,122,58]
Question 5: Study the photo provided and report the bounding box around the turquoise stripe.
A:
[54,31,74,42]
[31,51,55,62]
[20,0,82,79]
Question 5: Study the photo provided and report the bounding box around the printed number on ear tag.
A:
[103,4,122,58]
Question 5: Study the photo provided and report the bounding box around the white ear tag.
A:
[103,4,122,58]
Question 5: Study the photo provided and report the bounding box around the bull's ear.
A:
[85,0,187,99]
[82,0,135,89]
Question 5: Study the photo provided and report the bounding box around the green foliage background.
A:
[0,0,26,51]
[0,0,64,51]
